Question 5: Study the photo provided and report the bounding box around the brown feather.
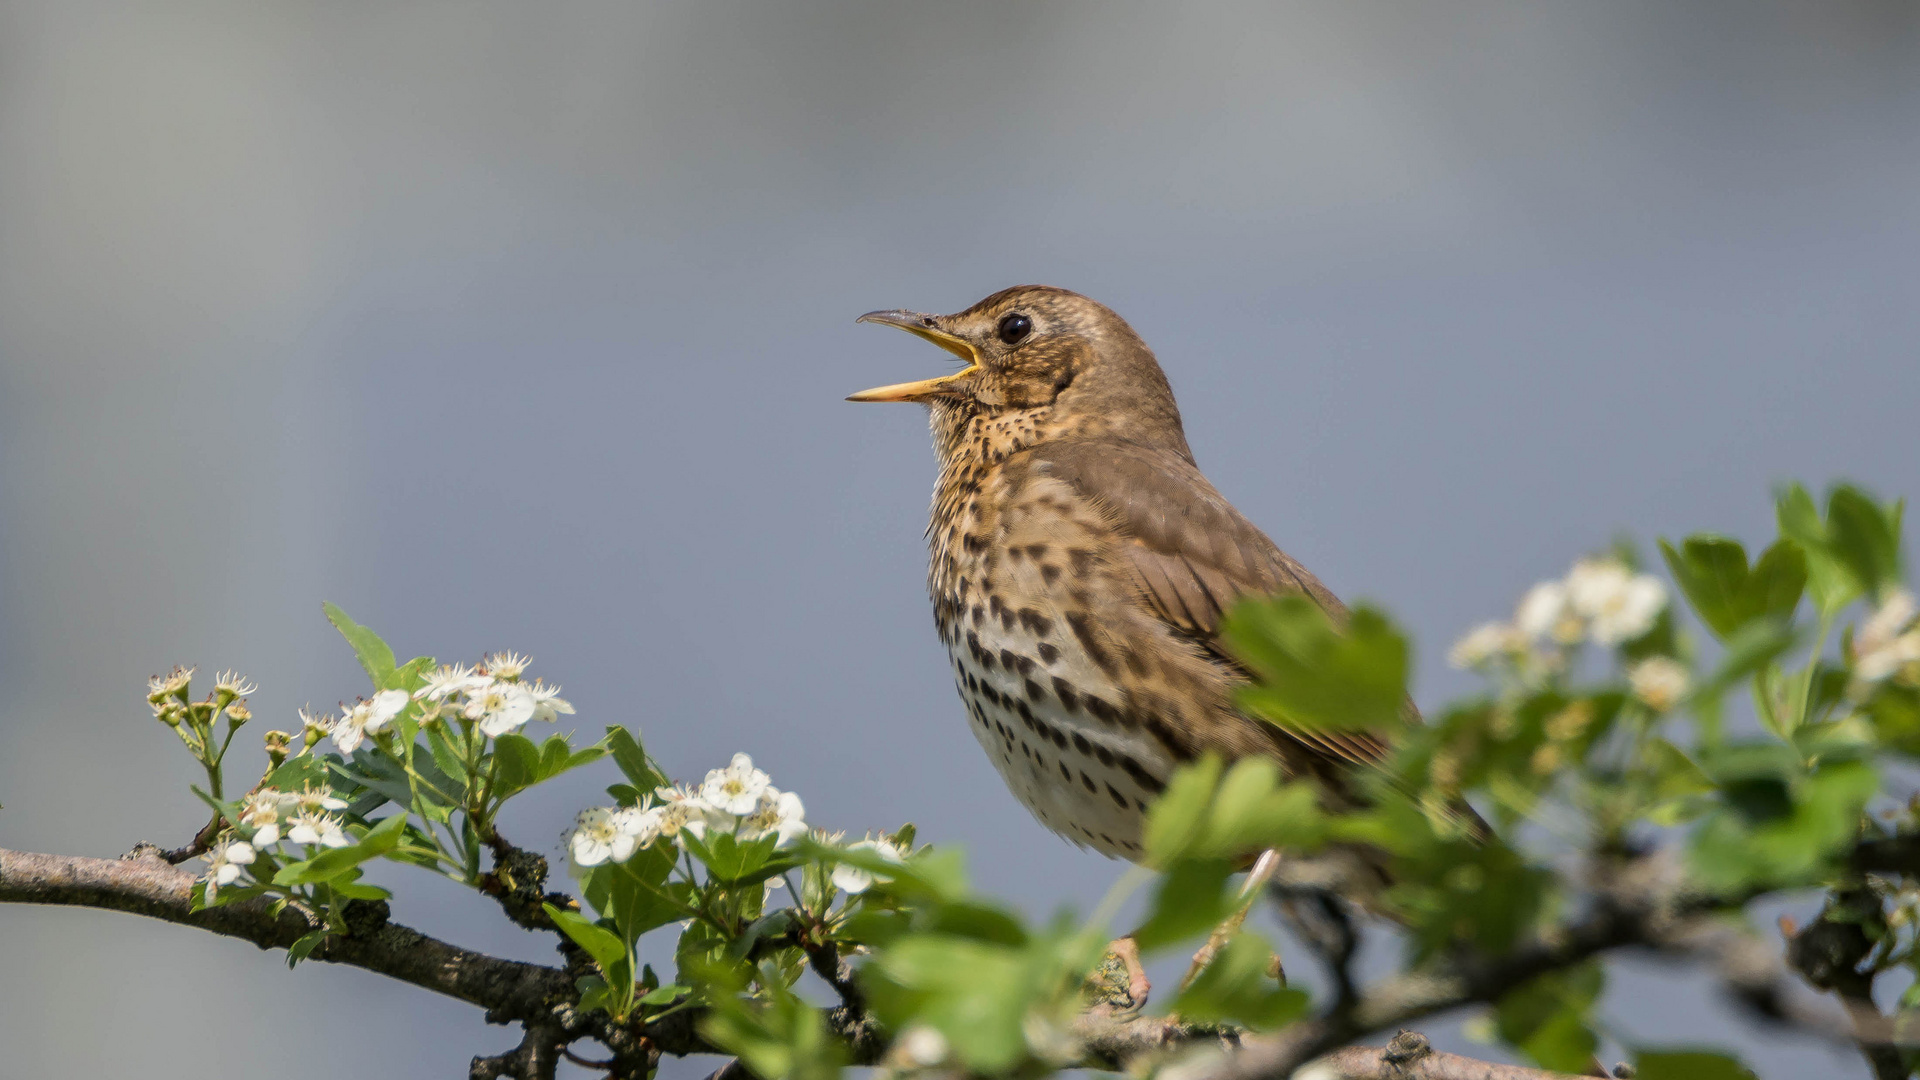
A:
[1029,439,1392,767]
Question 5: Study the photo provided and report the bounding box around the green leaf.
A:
[1689,618,1797,728]
[537,734,605,782]
[426,724,471,790]
[322,601,397,687]
[263,754,330,793]
[605,726,667,792]
[1169,931,1306,1029]
[1827,485,1904,600]
[575,976,613,1015]
[1689,758,1879,892]
[1130,858,1237,953]
[690,831,784,883]
[863,934,1037,1072]
[545,903,630,982]
[384,655,436,693]
[1225,597,1409,735]
[1658,537,1806,641]
[1633,1050,1758,1080]
[271,812,408,885]
[1143,755,1223,866]
[923,901,1030,948]
[329,880,393,901]
[490,733,541,797]
[286,929,329,968]
[1495,962,1602,1073]
[638,982,689,1006]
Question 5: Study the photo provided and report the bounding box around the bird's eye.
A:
[996,313,1032,345]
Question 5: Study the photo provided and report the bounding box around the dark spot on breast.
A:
[1015,700,1036,724]
[1051,678,1079,711]
[1143,715,1195,760]
[1037,642,1061,665]
[1025,543,1049,559]
[1083,696,1118,725]
[1072,732,1092,754]
[1000,609,1017,631]
[970,605,985,627]
[1025,678,1045,702]
[1080,771,1098,793]
[1106,783,1129,809]
[1051,727,1068,749]
[1095,745,1115,767]
[1041,565,1062,584]
[1007,546,1025,563]
[1120,756,1164,793]
[1124,649,1150,677]
[1059,762,1072,781]
[1011,653,1037,676]
[1065,613,1116,675]
[1069,548,1095,575]
[1018,609,1053,637]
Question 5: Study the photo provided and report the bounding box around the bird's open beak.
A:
[848,310,981,402]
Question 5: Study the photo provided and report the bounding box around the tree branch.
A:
[0,846,573,1023]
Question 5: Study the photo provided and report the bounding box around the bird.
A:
[849,285,1400,1001]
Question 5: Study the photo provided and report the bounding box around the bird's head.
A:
[850,285,1191,456]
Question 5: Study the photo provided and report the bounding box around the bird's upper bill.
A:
[847,310,981,403]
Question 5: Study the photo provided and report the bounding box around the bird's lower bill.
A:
[849,309,980,402]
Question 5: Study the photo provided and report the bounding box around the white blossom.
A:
[568,805,656,870]
[528,681,575,724]
[832,836,904,895]
[332,689,410,754]
[294,784,349,813]
[415,663,488,703]
[1448,621,1524,669]
[897,1025,949,1067]
[148,666,194,703]
[1852,591,1920,697]
[650,784,729,840]
[238,789,287,847]
[701,753,772,816]
[287,811,351,848]
[1514,581,1575,643]
[202,839,256,903]
[298,706,334,742]
[1860,590,1917,654]
[213,670,257,700]
[482,651,532,681]
[465,681,538,738]
[1628,657,1691,713]
[1566,558,1666,645]
[740,788,808,848]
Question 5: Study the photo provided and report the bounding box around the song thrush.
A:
[849,285,1391,864]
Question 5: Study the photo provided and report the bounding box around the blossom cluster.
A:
[301,651,575,754]
[1851,589,1920,700]
[1449,556,1680,708]
[199,784,354,901]
[567,752,807,872]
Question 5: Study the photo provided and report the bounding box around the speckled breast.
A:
[926,449,1177,861]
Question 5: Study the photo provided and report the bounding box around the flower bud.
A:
[147,665,194,706]
[298,707,333,749]
[154,701,186,728]
[225,701,252,727]
[263,729,292,767]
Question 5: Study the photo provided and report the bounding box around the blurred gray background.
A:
[2,2,1917,1076]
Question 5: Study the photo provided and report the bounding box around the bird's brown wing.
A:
[1029,439,1390,768]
